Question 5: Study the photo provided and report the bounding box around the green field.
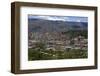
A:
[28,48,88,61]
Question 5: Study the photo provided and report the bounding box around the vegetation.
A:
[28,43,88,61]
[62,30,87,39]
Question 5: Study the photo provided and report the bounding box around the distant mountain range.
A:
[28,18,88,33]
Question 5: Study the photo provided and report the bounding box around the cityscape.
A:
[28,15,88,61]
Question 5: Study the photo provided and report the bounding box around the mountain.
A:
[28,18,88,33]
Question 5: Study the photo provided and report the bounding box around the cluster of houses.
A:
[28,32,87,51]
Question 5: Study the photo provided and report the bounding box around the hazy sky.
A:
[28,15,88,22]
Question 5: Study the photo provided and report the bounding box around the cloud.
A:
[28,15,88,22]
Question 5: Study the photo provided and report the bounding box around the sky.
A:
[28,15,88,22]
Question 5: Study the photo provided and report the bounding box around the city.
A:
[28,15,88,60]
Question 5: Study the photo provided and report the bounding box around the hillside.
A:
[28,18,88,33]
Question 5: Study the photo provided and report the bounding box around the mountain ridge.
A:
[28,19,88,33]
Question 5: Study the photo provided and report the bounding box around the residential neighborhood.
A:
[28,32,88,52]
